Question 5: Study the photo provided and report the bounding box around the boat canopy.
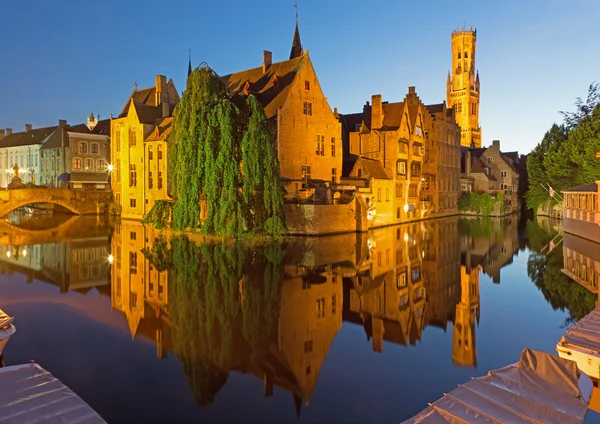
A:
[0,363,107,423]
[559,306,600,354]
[0,309,13,329]
[402,349,591,424]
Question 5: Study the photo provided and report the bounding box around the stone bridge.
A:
[0,188,112,217]
[0,215,113,246]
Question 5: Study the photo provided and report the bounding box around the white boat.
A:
[0,362,107,423]
[557,305,600,380]
[403,348,591,424]
[0,309,15,360]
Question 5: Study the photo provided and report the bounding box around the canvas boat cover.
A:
[559,305,600,354]
[402,349,591,424]
[0,309,14,329]
[0,363,107,423]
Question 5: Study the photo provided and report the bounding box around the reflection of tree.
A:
[526,221,595,323]
[150,237,282,406]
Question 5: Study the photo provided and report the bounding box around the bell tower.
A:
[447,27,481,148]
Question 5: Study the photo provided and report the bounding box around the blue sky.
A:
[1,0,598,154]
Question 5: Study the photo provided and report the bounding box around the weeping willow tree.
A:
[158,64,285,236]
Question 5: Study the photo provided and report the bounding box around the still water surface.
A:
[0,213,598,423]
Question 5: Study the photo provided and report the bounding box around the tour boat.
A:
[0,309,15,361]
[0,362,107,423]
[557,306,600,381]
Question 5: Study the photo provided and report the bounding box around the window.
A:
[302,165,311,185]
[471,102,477,115]
[487,157,493,164]
[305,80,310,90]
[306,365,311,375]
[116,159,121,182]
[357,169,362,178]
[91,143,99,154]
[129,251,137,275]
[456,103,463,113]
[465,51,468,59]
[78,142,87,154]
[316,297,325,318]
[129,128,136,147]
[115,130,120,153]
[97,159,105,171]
[386,187,390,201]
[148,148,153,160]
[148,171,153,189]
[304,340,313,353]
[377,187,382,202]
[315,135,325,156]
[409,183,418,198]
[73,158,82,170]
[158,171,163,189]
[130,198,136,208]
[396,160,406,176]
[415,126,423,137]
[397,272,407,289]
[458,52,461,59]
[303,102,312,116]
[397,208,401,219]
[331,137,336,156]
[398,141,408,154]
[411,267,421,282]
[129,164,137,187]
[158,146,163,159]
[130,231,136,240]
[331,168,337,184]
[332,295,336,315]
[410,161,421,177]
[396,182,402,197]
[500,171,507,178]
[85,158,94,171]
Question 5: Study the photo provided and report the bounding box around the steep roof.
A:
[133,103,164,125]
[355,157,390,180]
[0,126,58,149]
[145,117,173,142]
[220,55,305,119]
[381,102,405,129]
[562,182,598,193]
[339,112,364,133]
[41,120,111,150]
[290,21,303,59]
[119,86,157,118]
[425,103,444,114]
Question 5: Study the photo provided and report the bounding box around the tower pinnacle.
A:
[188,49,192,77]
[290,4,303,59]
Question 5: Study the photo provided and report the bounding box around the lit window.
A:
[303,102,312,116]
[73,158,82,170]
[79,142,88,154]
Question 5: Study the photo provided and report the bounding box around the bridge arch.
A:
[1,199,83,216]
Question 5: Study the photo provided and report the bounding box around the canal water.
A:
[1,213,598,423]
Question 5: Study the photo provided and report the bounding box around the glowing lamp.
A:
[107,164,114,172]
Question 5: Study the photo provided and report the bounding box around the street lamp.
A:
[107,164,114,172]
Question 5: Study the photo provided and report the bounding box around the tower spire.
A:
[188,49,192,77]
[290,3,303,59]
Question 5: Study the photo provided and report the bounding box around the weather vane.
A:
[294,2,299,20]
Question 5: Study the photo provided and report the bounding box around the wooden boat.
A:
[0,362,107,423]
[0,309,15,361]
[403,348,591,424]
[557,306,600,380]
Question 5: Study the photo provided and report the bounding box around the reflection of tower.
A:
[453,261,480,368]
[447,27,481,148]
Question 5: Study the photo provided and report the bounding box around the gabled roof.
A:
[425,103,444,114]
[220,55,305,119]
[119,86,157,118]
[133,103,164,125]
[381,102,405,129]
[145,117,173,142]
[41,120,111,150]
[0,126,58,149]
[470,157,497,181]
[562,182,598,193]
[353,157,390,180]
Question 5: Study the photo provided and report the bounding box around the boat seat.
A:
[0,310,14,330]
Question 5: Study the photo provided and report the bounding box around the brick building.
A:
[111,75,180,220]
[220,21,342,202]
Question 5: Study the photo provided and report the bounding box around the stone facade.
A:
[340,87,461,228]
[447,28,481,148]
[111,75,180,220]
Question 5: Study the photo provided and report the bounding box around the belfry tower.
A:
[447,27,481,148]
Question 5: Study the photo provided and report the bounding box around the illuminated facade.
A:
[447,28,481,148]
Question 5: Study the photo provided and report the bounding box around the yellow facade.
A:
[453,263,480,367]
[447,28,481,148]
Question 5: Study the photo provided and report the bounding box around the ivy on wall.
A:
[458,192,505,216]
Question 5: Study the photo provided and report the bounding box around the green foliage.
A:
[142,200,173,229]
[142,235,283,404]
[458,192,503,216]
[527,84,600,211]
[140,236,172,271]
[167,66,286,237]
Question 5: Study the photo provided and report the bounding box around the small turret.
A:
[87,112,98,130]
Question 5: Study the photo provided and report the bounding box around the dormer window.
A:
[305,80,310,90]
[243,81,251,96]
[272,76,279,90]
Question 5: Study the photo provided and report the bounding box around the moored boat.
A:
[0,309,15,362]
[557,305,600,380]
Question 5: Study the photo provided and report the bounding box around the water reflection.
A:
[2,214,598,421]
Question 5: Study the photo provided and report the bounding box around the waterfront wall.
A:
[284,197,368,235]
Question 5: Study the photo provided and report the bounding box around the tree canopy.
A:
[147,65,286,237]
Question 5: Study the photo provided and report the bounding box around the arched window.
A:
[91,143,99,154]
[85,158,94,170]
[96,159,105,171]
[458,52,461,59]
[79,142,88,154]
[73,158,82,170]
[357,169,362,177]
[464,51,468,59]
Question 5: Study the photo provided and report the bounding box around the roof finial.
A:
[290,4,303,59]
[294,2,299,21]
[188,49,192,77]
[134,81,138,91]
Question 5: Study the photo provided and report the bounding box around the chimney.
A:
[466,150,472,175]
[25,124,32,132]
[162,101,169,118]
[262,50,272,73]
[58,119,67,128]
[408,86,416,94]
[492,140,500,150]
[371,94,383,129]
[6,128,12,135]
[155,75,167,105]
[0,129,5,139]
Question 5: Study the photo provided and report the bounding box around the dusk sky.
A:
[1,0,598,154]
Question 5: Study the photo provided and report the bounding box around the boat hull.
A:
[557,343,600,380]
[0,325,16,358]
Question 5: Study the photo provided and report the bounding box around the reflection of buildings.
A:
[453,263,480,368]
[562,232,600,306]
[0,238,110,292]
